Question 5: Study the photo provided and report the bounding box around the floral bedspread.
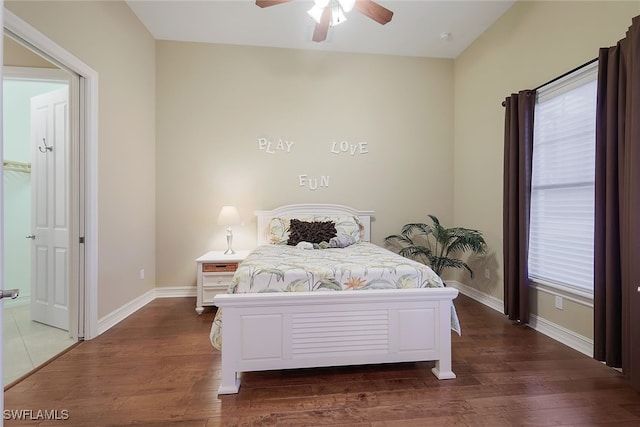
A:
[210,242,461,349]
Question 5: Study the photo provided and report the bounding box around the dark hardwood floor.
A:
[4,294,639,426]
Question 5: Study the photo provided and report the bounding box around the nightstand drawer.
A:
[202,273,234,286]
[202,262,238,273]
[203,287,226,304]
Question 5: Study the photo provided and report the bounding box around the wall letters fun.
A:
[298,175,330,191]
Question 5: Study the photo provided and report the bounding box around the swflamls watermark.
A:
[3,409,70,421]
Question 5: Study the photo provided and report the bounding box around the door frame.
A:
[3,8,98,340]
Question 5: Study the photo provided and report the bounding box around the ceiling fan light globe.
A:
[314,0,330,8]
[307,4,324,24]
[338,0,356,13]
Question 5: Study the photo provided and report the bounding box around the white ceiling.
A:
[126,0,515,58]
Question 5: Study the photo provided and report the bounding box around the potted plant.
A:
[384,214,487,278]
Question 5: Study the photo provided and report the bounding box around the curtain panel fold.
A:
[594,15,640,391]
[502,90,536,324]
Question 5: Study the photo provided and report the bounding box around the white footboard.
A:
[213,287,458,395]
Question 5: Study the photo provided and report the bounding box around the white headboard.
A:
[255,203,375,246]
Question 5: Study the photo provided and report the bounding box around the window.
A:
[529,62,598,294]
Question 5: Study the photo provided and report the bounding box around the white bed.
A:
[212,203,459,395]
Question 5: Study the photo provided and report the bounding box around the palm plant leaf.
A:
[431,257,474,277]
[445,228,487,255]
[400,222,432,237]
[427,215,450,247]
[386,214,487,279]
[398,245,435,262]
[384,234,414,247]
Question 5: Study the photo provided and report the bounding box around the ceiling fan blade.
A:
[354,0,393,25]
[255,0,294,8]
[312,6,332,42]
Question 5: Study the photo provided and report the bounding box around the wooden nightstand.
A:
[195,250,250,314]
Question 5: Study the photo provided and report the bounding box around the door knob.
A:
[25,235,35,240]
[0,289,19,300]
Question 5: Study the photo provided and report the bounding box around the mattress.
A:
[210,242,461,349]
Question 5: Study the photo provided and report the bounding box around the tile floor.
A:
[3,303,76,385]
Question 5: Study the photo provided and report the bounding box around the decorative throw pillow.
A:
[314,215,362,246]
[267,216,315,244]
[287,219,337,246]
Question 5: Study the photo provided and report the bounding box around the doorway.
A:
[3,67,77,385]
[1,7,99,404]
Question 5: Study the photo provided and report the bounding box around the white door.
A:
[29,88,70,331]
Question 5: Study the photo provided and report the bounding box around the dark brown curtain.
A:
[503,90,536,324]
[594,15,640,391]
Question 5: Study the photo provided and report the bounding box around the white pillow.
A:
[313,215,362,247]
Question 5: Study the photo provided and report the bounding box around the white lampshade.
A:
[217,206,242,226]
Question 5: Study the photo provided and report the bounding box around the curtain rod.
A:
[533,57,598,91]
[501,57,598,106]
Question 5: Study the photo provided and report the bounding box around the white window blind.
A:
[529,62,597,293]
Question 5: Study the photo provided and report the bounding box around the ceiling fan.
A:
[256,0,394,43]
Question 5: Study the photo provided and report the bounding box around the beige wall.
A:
[3,36,53,67]
[5,1,157,319]
[156,41,454,286]
[453,1,640,339]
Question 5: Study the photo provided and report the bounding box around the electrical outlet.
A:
[484,268,490,279]
[139,269,145,280]
[555,295,563,310]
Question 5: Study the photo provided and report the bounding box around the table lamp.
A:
[217,206,242,254]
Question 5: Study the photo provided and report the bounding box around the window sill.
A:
[529,278,594,308]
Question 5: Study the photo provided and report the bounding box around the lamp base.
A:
[225,228,235,254]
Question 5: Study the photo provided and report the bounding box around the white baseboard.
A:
[96,286,196,336]
[446,280,504,313]
[446,280,593,358]
[97,289,156,336]
[155,286,196,298]
[528,313,593,357]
